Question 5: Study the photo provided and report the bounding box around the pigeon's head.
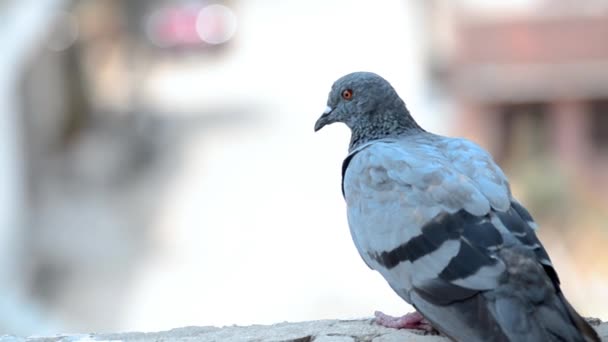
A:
[314,72,420,145]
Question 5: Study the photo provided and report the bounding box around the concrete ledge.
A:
[3,318,607,341]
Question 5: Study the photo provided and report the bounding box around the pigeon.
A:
[314,72,600,342]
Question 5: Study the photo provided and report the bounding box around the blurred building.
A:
[429,2,608,218]
[9,0,241,333]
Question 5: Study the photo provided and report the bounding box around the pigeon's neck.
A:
[348,111,424,152]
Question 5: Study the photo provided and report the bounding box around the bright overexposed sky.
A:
[124,0,443,331]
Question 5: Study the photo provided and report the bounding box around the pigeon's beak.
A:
[314,106,333,132]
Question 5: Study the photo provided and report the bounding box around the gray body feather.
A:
[343,135,598,342]
[315,72,600,342]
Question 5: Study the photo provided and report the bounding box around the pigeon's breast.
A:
[343,147,433,258]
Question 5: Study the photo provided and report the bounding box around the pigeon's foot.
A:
[374,311,435,332]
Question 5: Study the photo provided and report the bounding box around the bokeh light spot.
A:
[196,4,237,45]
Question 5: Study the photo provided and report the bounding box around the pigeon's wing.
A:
[343,137,511,292]
[343,137,599,342]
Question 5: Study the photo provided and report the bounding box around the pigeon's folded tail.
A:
[410,243,599,342]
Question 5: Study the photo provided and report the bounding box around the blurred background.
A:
[1,0,607,336]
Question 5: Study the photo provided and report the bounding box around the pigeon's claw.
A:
[374,311,436,332]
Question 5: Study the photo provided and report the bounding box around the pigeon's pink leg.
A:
[374,311,435,332]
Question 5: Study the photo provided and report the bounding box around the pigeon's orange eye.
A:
[341,89,353,100]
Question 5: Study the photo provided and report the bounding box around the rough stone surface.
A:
[2,318,606,341]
